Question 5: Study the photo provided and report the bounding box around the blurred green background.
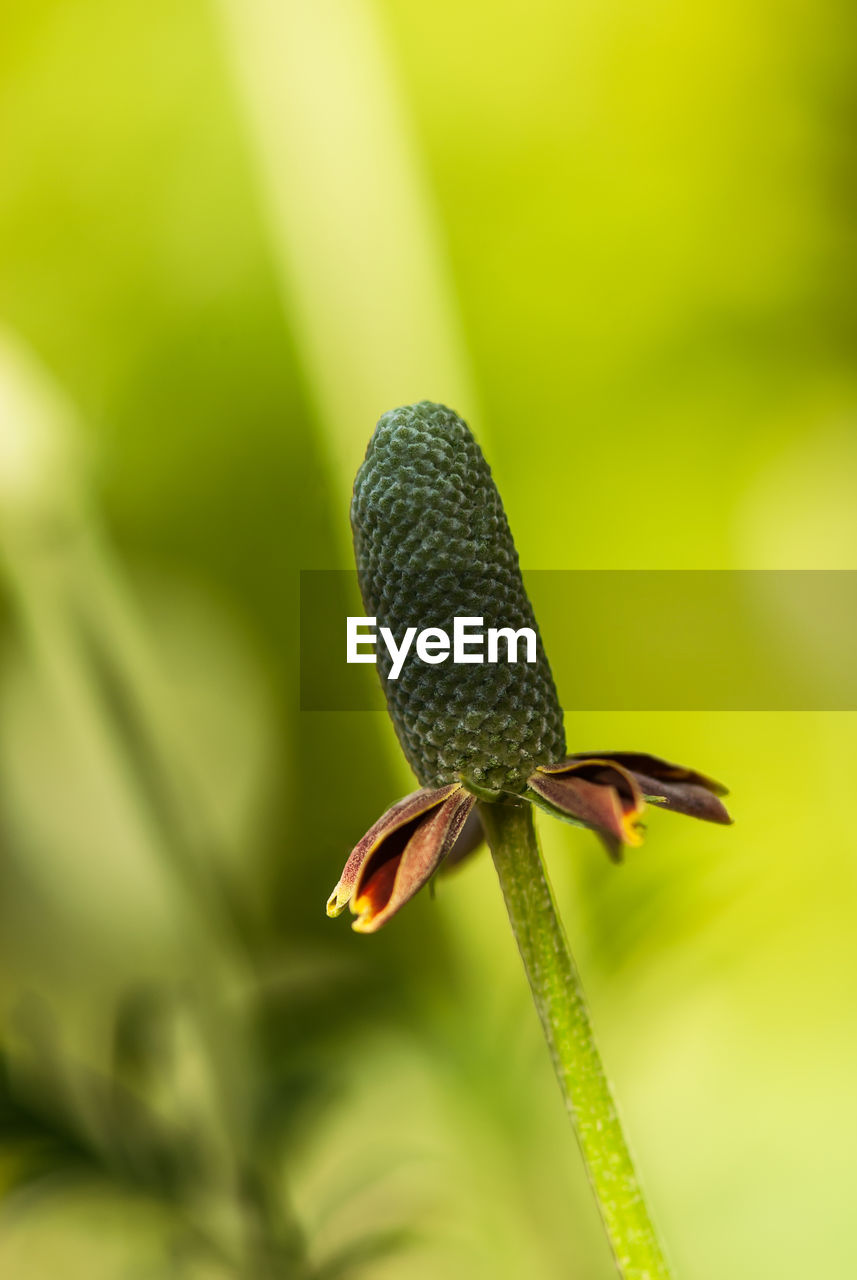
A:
[1,1,855,1277]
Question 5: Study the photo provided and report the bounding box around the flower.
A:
[328,403,731,932]
[327,752,729,932]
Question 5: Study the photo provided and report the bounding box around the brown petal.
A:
[626,774,732,824]
[562,751,729,797]
[326,784,461,918]
[440,807,485,871]
[351,788,477,932]
[527,759,646,860]
[562,751,731,825]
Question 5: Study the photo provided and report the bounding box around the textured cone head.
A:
[351,402,565,790]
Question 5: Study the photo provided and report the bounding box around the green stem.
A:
[479,799,673,1280]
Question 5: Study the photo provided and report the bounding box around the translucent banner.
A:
[299,570,857,711]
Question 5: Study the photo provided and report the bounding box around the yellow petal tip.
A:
[351,911,380,934]
[326,886,348,917]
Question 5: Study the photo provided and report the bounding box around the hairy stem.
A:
[479,799,673,1280]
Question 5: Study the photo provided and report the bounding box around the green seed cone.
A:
[352,402,565,790]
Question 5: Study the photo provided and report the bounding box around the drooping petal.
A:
[562,752,732,825]
[326,784,461,919]
[350,787,477,932]
[527,759,646,861]
[439,806,485,871]
[564,751,728,794]
[629,774,731,823]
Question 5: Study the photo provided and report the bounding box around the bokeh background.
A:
[1,1,856,1277]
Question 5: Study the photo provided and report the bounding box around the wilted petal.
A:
[441,807,485,871]
[527,759,646,860]
[350,788,477,932]
[565,751,727,794]
[630,774,731,823]
[563,751,732,825]
[326,784,461,918]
